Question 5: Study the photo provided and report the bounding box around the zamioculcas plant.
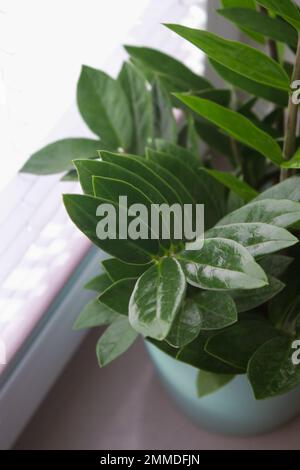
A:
[23,0,300,400]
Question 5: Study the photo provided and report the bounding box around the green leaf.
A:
[84,272,112,292]
[206,319,280,370]
[194,120,234,162]
[174,95,283,166]
[77,66,132,149]
[221,0,265,44]
[185,114,200,158]
[147,148,227,227]
[99,278,137,316]
[256,0,300,31]
[219,8,298,48]
[167,292,237,348]
[74,159,167,204]
[177,332,244,374]
[166,299,202,348]
[61,170,78,181]
[102,258,150,282]
[269,252,300,334]
[248,337,300,399]
[259,254,294,278]
[146,148,197,203]
[204,169,258,202]
[100,151,183,205]
[231,275,285,312]
[21,138,102,175]
[96,316,138,367]
[63,194,154,264]
[218,199,300,228]
[129,257,186,340]
[210,60,287,107]
[165,25,290,91]
[124,45,211,91]
[197,370,235,398]
[152,79,177,143]
[191,88,232,107]
[281,147,300,169]
[178,238,268,291]
[92,175,171,250]
[255,176,300,202]
[206,223,298,258]
[155,139,200,169]
[74,299,117,330]
[118,62,154,154]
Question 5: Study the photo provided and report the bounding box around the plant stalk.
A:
[280,36,300,182]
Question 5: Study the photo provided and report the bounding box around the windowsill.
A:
[14,333,300,450]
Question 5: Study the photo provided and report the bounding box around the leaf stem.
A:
[280,36,300,182]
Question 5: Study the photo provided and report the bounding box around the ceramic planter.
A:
[146,341,300,436]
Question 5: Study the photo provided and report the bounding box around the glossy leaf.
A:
[96,316,138,367]
[177,332,244,374]
[155,139,200,169]
[206,319,280,370]
[21,138,102,175]
[174,95,283,166]
[179,238,268,291]
[100,151,183,205]
[102,258,150,282]
[231,276,285,312]
[63,194,154,264]
[147,148,226,227]
[84,272,112,292]
[166,25,290,90]
[167,292,237,348]
[77,66,132,149]
[99,278,137,316]
[206,223,298,258]
[255,176,300,202]
[210,60,287,107]
[124,45,211,91]
[146,148,197,202]
[218,199,300,228]
[92,175,171,249]
[204,169,258,202]
[74,299,117,330]
[248,337,300,399]
[74,159,167,204]
[129,257,186,340]
[219,8,297,48]
[118,62,154,154]
[256,0,300,31]
[197,371,235,398]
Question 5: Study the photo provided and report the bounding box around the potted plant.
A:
[23,0,300,436]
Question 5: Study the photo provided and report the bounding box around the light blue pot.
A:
[146,342,300,436]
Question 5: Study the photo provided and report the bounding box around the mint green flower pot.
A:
[146,342,300,436]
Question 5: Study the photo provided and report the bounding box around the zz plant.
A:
[23,0,300,400]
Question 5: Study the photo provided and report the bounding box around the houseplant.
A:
[23,0,300,435]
